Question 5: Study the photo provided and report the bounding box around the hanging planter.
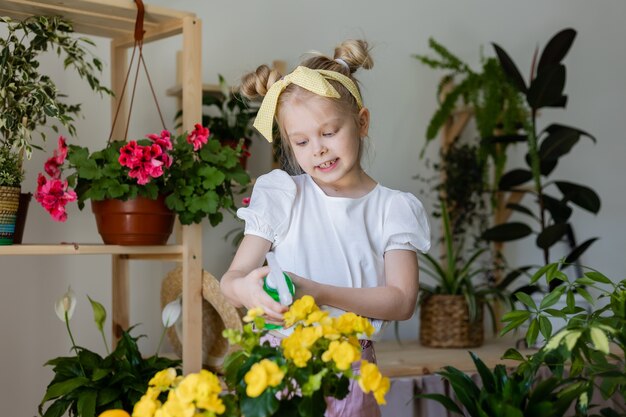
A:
[91,195,175,245]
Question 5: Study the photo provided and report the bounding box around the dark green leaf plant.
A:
[482,28,601,279]
[39,289,181,417]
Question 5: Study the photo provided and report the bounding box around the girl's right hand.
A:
[236,266,288,324]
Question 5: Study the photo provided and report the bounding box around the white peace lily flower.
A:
[162,297,182,328]
[54,287,77,322]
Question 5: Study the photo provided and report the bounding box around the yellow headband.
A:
[253,66,363,142]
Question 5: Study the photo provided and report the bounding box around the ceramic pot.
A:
[91,195,175,245]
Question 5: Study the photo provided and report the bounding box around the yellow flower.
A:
[132,395,160,417]
[149,368,178,390]
[174,372,200,405]
[305,309,329,325]
[358,360,390,404]
[333,312,360,335]
[243,307,265,323]
[161,392,195,417]
[321,340,361,371]
[283,295,318,327]
[100,410,131,417]
[244,359,285,398]
[374,376,390,405]
[244,361,268,397]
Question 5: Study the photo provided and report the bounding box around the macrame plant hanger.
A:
[108,0,167,143]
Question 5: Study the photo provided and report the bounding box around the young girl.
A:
[220,39,430,416]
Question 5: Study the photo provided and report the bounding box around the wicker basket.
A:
[160,266,243,372]
[419,294,484,348]
[0,186,21,245]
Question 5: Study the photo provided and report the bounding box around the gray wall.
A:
[2,1,625,415]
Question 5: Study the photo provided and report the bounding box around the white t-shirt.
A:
[237,169,431,339]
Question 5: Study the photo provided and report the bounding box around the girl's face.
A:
[279,94,370,196]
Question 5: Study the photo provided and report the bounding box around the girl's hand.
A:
[236,266,288,323]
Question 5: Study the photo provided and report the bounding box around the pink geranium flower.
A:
[44,136,69,178]
[186,124,209,151]
[34,173,77,222]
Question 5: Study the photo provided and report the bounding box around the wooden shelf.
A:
[376,335,534,378]
[0,244,184,260]
[0,0,204,375]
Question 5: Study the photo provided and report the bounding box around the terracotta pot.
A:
[91,195,175,245]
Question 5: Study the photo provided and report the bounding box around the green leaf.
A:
[565,238,599,264]
[41,399,71,417]
[492,43,527,93]
[469,352,496,393]
[501,348,525,361]
[414,393,464,415]
[41,377,90,402]
[482,222,532,242]
[526,318,540,347]
[527,64,566,109]
[554,181,601,214]
[537,29,577,73]
[538,316,553,340]
[77,389,97,417]
[240,389,280,417]
[536,223,569,249]
[584,271,612,285]
[589,327,610,354]
[498,169,532,189]
[515,292,537,310]
[539,286,565,310]
[87,295,106,332]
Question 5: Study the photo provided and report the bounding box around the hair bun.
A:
[240,65,282,99]
[333,39,374,73]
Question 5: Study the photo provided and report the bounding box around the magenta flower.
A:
[34,173,77,222]
[147,130,173,151]
[44,136,69,178]
[242,197,251,206]
[186,124,209,151]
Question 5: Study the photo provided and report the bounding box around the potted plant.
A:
[40,288,182,417]
[200,75,259,169]
[481,28,601,287]
[418,199,513,348]
[0,15,111,242]
[418,261,625,417]
[0,145,24,244]
[34,125,250,244]
[118,296,390,417]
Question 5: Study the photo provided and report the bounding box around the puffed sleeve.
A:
[383,192,431,253]
[237,169,297,244]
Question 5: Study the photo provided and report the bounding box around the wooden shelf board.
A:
[0,244,184,256]
[376,335,534,378]
[0,0,194,39]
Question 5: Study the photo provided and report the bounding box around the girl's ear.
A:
[358,107,370,138]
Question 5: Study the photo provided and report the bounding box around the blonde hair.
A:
[240,39,373,174]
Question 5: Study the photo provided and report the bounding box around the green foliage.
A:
[60,132,250,225]
[0,15,111,158]
[39,328,181,417]
[414,37,527,151]
[418,200,511,329]
[0,145,24,186]
[202,75,259,146]
[417,351,588,417]
[483,28,601,270]
[498,261,626,416]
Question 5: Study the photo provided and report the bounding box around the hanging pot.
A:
[91,195,175,245]
[419,294,484,348]
[0,185,21,245]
